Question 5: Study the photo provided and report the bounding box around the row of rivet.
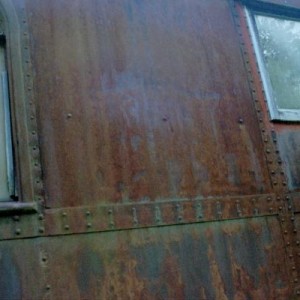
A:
[20,8,44,204]
[231,2,288,193]
[49,196,278,235]
[280,195,300,292]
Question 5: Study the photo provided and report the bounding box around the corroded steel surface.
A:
[0,0,297,298]
[0,217,292,300]
[27,0,272,208]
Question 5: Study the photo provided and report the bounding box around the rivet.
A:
[288,206,292,210]
[289,254,293,258]
[282,181,287,186]
[291,217,295,221]
[86,223,92,228]
[32,131,36,135]
[15,228,21,235]
[38,214,44,220]
[273,181,277,185]
[292,266,296,270]
[42,256,47,262]
[39,227,45,233]
[281,218,285,222]
[278,206,282,211]
[67,113,72,118]
[277,196,281,201]
[294,229,297,233]
[64,225,69,230]
[298,253,300,257]
[266,149,270,153]
[296,241,300,245]
[295,278,298,283]
[30,115,34,120]
[267,197,272,202]
[284,230,288,234]
[238,118,244,124]
[62,212,67,217]
[287,242,290,246]
[46,285,51,290]
[85,211,91,216]
[108,209,113,214]
[13,215,20,222]
[269,207,273,212]
[296,290,300,295]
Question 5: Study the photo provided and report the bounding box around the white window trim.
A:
[245,8,300,122]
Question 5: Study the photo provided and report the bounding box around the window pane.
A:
[255,14,300,110]
[0,46,13,201]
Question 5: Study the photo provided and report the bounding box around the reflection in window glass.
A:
[255,15,300,110]
[0,45,14,201]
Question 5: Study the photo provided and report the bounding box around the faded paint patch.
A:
[0,248,21,300]
[277,131,300,190]
[77,249,105,294]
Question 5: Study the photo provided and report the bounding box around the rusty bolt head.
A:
[13,215,20,222]
[87,223,92,228]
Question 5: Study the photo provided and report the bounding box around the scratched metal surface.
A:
[0,217,292,300]
[26,0,272,208]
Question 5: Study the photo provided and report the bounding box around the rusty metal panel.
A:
[0,238,46,300]
[34,217,292,299]
[26,0,272,208]
[277,131,300,191]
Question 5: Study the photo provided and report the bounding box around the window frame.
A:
[245,6,300,122]
[0,0,42,213]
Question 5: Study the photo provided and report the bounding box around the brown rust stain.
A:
[26,0,271,208]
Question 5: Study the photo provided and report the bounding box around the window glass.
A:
[254,14,300,110]
[0,45,13,201]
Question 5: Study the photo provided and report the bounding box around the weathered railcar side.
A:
[0,0,299,299]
